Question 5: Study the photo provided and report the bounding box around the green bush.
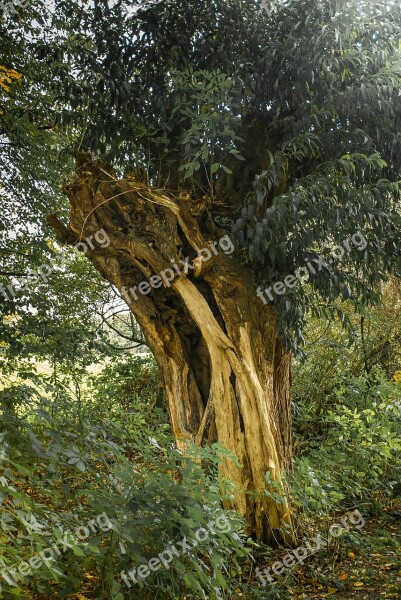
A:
[0,378,252,599]
[289,369,401,516]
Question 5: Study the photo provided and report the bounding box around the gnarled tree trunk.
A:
[50,152,296,544]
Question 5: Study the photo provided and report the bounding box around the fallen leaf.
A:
[354,582,364,587]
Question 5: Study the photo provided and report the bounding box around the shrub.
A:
[0,381,252,599]
[289,369,401,516]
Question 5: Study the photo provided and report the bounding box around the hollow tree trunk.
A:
[50,152,296,544]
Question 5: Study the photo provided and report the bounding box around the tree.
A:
[30,0,401,542]
[0,1,136,390]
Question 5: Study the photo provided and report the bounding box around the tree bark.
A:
[50,152,296,544]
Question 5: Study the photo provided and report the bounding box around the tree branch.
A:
[98,310,147,346]
[104,341,146,351]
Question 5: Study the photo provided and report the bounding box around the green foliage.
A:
[0,364,252,599]
[172,68,243,189]
[92,355,159,404]
[87,355,169,439]
[291,282,401,438]
[289,369,401,515]
[3,0,401,349]
[0,0,126,378]
[23,0,399,348]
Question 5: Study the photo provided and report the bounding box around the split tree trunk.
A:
[50,152,296,544]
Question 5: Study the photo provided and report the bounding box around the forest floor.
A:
[279,503,401,599]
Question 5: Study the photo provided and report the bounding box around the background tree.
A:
[0,1,148,424]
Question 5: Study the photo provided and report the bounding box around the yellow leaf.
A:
[8,69,22,80]
[0,66,22,94]
[354,582,364,587]
[393,371,401,384]
[348,551,356,559]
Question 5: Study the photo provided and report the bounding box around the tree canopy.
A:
[29,0,401,347]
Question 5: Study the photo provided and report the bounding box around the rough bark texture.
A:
[50,152,296,544]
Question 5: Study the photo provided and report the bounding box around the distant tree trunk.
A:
[50,152,296,544]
